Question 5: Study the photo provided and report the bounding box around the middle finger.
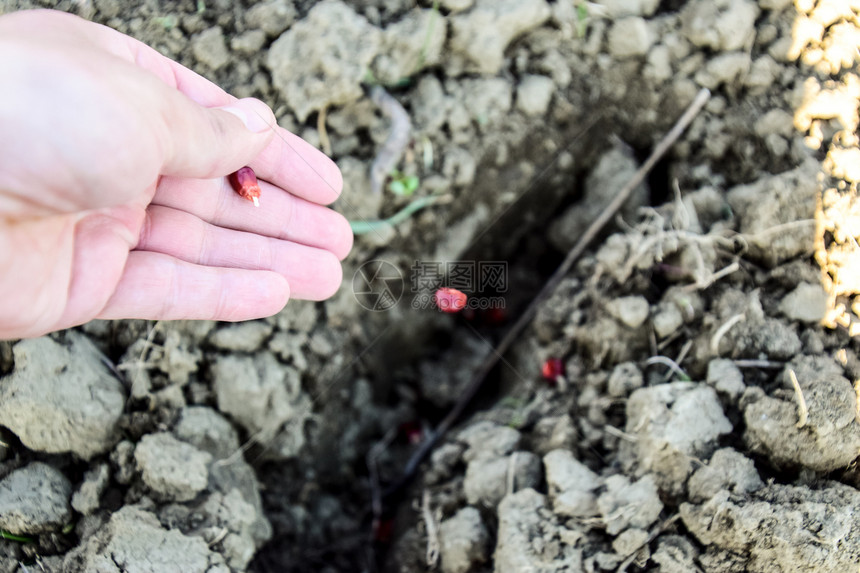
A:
[152,175,353,260]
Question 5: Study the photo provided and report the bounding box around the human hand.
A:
[0,10,352,339]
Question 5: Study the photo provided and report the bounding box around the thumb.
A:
[158,96,276,178]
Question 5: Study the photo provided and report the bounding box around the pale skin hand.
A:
[0,10,353,339]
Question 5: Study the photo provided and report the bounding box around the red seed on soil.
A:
[434,287,468,313]
[229,166,261,207]
[541,358,565,382]
[398,421,423,445]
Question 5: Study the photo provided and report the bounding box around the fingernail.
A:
[220,98,273,133]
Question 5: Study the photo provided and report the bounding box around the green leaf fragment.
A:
[350,194,445,235]
[388,180,408,195]
[1,530,35,543]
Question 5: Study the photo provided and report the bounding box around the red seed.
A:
[434,287,468,313]
[229,166,261,207]
[484,306,507,326]
[374,518,394,543]
[541,358,565,382]
[398,421,423,445]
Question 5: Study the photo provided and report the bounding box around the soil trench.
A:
[1,0,860,572]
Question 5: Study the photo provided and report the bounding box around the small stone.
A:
[544,449,601,493]
[652,535,700,571]
[267,1,382,121]
[606,296,650,329]
[371,9,446,84]
[608,362,645,397]
[439,507,490,573]
[308,331,335,356]
[515,74,555,116]
[412,76,447,132]
[230,30,267,55]
[495,489,583,572]
[607,17,653,58]
[592,0,660,17]
[652,303,684,339]
[745,55,782,93]
[208,321,273,352]
[442,147,478,187]
[827,147,860,183]
[759,0,792,9]
[645,44,673,83]
[0,462,72,535]
[271,300,318,332]
[135,432,212,502]
[267,331,309,370]
[706,358,745,398]
[440,0,473,12]
[449,0,552,75]
[612,528,649,557]
[593,552,623,570]
[779,283,829,323]
[727,160,819,267]
[464,452,542,507]
[743,365,860,472]
[71,463,110,516]
[112,440,136,485]
[63,506,226,572]
[531,414,577,454]
[461,78,513,128]
[94,0,120,18]
[754,109,795,138]
[681,482,860,572]
[245,0,297,37]
[623,383,732,493]
[457,421,521,461]
[192,27,230,71]
[427,443,466,484]
[695,52,751,89]
[687,448,764,503]
[543,449,601,517]
[597,475,663,535]
[198,490,261,569]
[724,316,803,360]
[211,353,310,459]
[0,333,124,460]
[681,0,759,52]
[174,406,240,460]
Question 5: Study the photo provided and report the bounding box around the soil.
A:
[1,0,859,572]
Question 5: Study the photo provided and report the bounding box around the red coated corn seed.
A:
[541,358,565,382]
[434,287,468,313]
[229,166,261,207]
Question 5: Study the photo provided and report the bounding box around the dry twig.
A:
[604,425,637,442]
[734,359,784,369]
[317,105,332,156]
[645,355,689,381]
[385,88,712,499]
[788,369,809,429]
[710,313,745,355]
[367,427,398,540]
[616,514,682,573]
[421,490,441,569]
